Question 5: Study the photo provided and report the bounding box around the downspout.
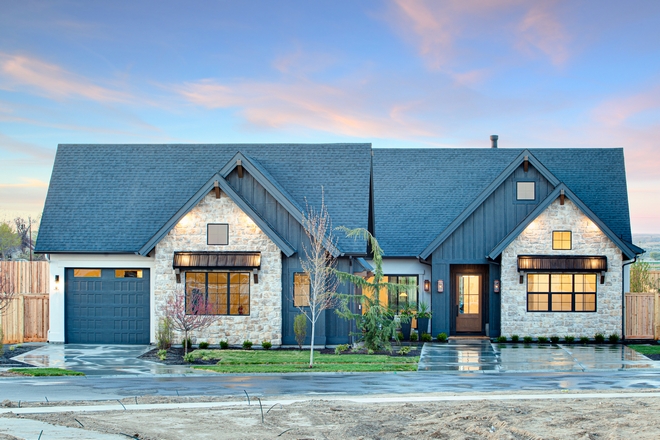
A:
[349,256,355,345]
[621,256,637,341]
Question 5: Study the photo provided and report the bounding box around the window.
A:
[185,272,250,315]
[207,224,229,245]
[115,269,143,278]
[527,273,596,312]
[552,231,572,250]
[386,276,418,314]
[293,273,310,307]
[73,269,101,277]
[516,181,536,201]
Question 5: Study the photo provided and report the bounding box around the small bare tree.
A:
[0,273,15,315]
[164,287,216,356]
[298,193,339,368]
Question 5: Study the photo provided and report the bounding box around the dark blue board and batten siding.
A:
[226,168,353,346]
[431,165,554,337]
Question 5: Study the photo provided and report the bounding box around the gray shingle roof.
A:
[35,144,372,255]
[373,148,633,257]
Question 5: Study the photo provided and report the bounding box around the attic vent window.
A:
[516,181,535,201]
[207,224,229,245]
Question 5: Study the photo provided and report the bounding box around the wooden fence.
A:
[1,261,50,343]
[625,292,660,340]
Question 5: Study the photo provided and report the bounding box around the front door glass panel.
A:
[458,275,480,314]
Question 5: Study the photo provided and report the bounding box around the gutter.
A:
[621,256,637,341]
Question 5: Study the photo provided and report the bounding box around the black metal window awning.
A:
[173,252,261,270]
[518,255,607,272]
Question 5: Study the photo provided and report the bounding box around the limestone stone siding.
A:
[154,192,282,346]
[501,199,622,338]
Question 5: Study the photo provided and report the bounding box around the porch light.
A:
[55,275,60,283]
[424,279,431,292]
[253,268,259,284]
[519,272,525,284]
[175,268,181,284]
[600,271,606,284]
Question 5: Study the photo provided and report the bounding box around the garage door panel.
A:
[65,268,150,344]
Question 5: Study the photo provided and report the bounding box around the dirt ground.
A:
[2,391,660,439]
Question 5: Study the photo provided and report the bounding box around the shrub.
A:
[511,335,520,343]
[219,340,229,349]
[9,345,16,351]
[537,336,549,343]
[436,332,448,342]
[183,353,195,363]
[396,332,404,341]
[564,335,575,343]
[182,337,193,350]
[262,341,272,350]
[608,333,620,344]
[398,346,411,355]
[409,332,419,342]
[334,344,350,355]
[550,336,560,344]
[421,333,432,343]
[198,341,210,349]
[580,336,590,344]
[242,340,253,350]
[523,336,533,344]
[497,335,507,343]
[156,317,173,350]
[594,333,605,344]
[157,349,167,361]
[293,314,307,349]
[367,348,375,355]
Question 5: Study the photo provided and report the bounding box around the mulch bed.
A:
[139,345,421,365]
[0,344,41,368]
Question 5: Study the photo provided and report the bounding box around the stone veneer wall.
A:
[154,192,282,346]
[501,199,622,338]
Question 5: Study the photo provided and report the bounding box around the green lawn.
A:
[627,344,660,356]
[189,349,419,373]
[8,368,85,377]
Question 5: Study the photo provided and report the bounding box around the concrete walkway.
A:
[418,339,660,372]
[9,344,208,376]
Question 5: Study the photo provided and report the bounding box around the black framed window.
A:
[552,231,572,250]
[207,224,229,245]
[385,275,418,314]
[293,273,310,307]
[516,181,536,201]
[185,272,250,315]
[527,273,596,312]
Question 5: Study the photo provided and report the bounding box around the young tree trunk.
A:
[309,319,316,368]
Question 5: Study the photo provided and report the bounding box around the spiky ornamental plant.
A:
[297,192,340,368]
[164,287,216,356]
[334,227,413,353]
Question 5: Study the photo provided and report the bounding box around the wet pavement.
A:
[418,339,659,372]
[9,344,207,376]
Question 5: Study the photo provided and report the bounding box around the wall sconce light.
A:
[494,280,500,293]
[600,271,606,284]
[424,280,430,292]
[175,268,181,284]
[437,279,444,293]
[519,272,525,284]
[253,268,259,284]
[55,275,60,283]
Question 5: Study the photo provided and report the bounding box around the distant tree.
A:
[649,252,660,261]
[630,261,652,293]
[164,287,216,356]
[297,194,339,368]
[0,272,15,314]
[0,222,20,260]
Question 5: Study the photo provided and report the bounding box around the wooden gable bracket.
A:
[523,155,529,173]
[237,159,244,178]
[560,189,565,205]
[213,180,221,199]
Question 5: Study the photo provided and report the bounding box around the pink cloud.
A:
[176,78,436,139]
[592,86,660,127]
[516,2,571,66]
[0,53,131,102]
[0,132,54,161]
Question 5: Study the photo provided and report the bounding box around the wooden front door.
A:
[455,273,483,333]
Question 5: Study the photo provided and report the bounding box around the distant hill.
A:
[633,234,660,261]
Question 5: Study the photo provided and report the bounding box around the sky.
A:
[0,0,659,234]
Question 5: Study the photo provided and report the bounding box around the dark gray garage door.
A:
[65,268,150,344]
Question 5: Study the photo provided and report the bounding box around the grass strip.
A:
[7,368,85,377]
[627,344,660,355]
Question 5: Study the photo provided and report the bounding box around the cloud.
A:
[385,0,571,71]
[175,78,436,139]
[0,133,55,162]
[0,53,132,102]
[592,86,660,127]
[0,178,48,188]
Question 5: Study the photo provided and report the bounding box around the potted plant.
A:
[398,302,415,341]
[416,302,432,336]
